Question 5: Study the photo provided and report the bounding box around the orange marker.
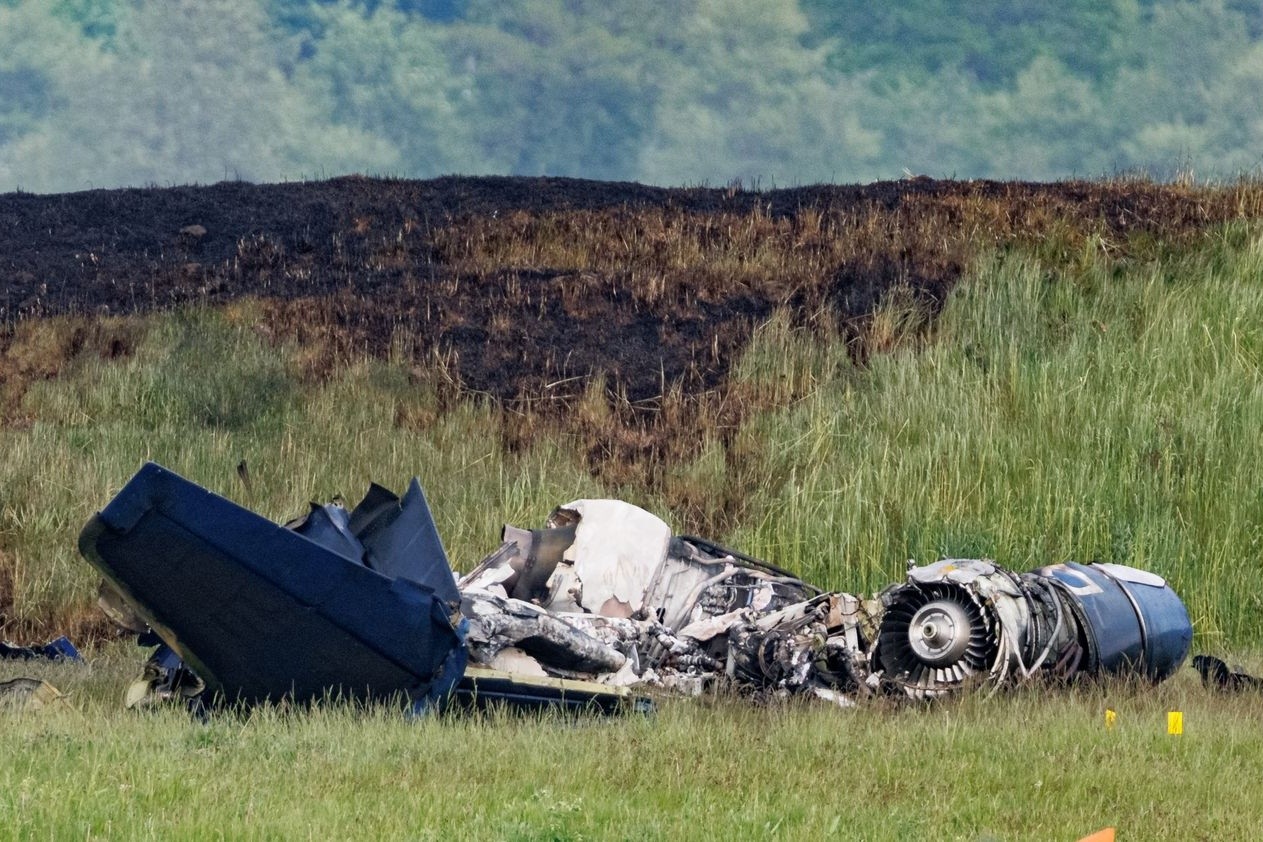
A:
[1076,828,1115,842]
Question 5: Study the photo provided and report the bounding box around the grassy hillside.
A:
[0,179,1257,646]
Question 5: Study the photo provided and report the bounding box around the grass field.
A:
[4,649,1263,840]
[3,191,1263,838]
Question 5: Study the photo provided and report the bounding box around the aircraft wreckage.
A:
[77,463,1193,713]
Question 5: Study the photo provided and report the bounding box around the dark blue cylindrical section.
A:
[1094,562,1192,681]
[1034,562,1191,681]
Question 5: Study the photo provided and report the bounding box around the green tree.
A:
[0,0,395,192]
[968,56,1115,179]
[445,0,673,179]
[0,2,98,153]
[293,1,476,177]
[857,69,992,179]
[801,0,1141,86]
[636,0,881,185]
[4,0,1263,190]
[1107,0,1259,177]
[50,0,118,39]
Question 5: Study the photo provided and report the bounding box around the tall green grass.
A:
[0,307,603,632]
[5,219,1263,841]
[724,223,1263,645]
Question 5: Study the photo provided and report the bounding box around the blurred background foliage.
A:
[1,0,1261,192]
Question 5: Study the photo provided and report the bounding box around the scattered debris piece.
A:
[0,678,66,712]
[124,642,207,709]
[0,636,81,662]
[77,463,1193,715]
[1192,654,1263,691]
[456,666,653,715]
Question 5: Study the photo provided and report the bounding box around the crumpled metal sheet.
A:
[555,499,672,617]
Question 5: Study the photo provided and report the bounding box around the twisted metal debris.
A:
[80,465,1192,712]
[459,500,1192,706]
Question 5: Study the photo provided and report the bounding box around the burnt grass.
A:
[1,175,1258,512]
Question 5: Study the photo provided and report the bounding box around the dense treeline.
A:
[1,0,1260,192]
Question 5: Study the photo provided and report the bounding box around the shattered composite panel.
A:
[78,463,1193,712]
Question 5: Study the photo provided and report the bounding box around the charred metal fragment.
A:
[462,590,627,674]
[460,498,874,703]
[1192,655,1263,691]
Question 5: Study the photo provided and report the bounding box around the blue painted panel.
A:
[79,463,466,706]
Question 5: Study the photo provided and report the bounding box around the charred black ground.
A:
[0,175,1246,416]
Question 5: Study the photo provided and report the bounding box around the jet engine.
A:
[874,559,1192,699]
